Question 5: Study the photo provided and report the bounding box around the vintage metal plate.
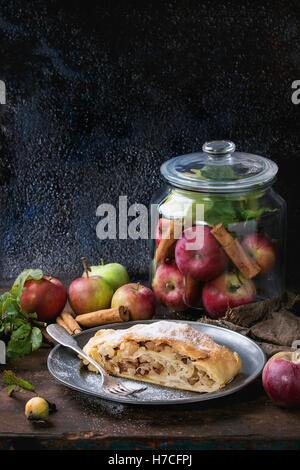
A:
[47,320,266,405]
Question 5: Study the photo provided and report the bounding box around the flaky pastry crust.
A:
[82,321,241,393]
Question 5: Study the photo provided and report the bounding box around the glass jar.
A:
[150,140,286,318]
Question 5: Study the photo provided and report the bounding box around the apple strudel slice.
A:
[81,321,241,393]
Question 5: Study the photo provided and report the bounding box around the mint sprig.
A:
[162,189,277,228]
[3,370,35,397]
[0,269,45,358]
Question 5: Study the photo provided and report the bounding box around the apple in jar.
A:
[175,225,228,281]
[262,351,300,407]
[242,233,276,274]
[21,276,67,323]
[152,263,188,311]
[111,283,156,320]
[202,272,256,318]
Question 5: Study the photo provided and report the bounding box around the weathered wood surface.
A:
[1,289,300,450]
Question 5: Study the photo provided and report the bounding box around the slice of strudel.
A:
[81,321,241,393]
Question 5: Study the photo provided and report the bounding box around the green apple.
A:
[82,260,129,292]
[68,275,113,315]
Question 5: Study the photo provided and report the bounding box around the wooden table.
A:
[1,290,300,450]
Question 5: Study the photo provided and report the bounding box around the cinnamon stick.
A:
[75,306,130,328]
[56,316,74,335]
[183,275,201,306]
[211,223,261,279]
[155,219,182,264]
[60,311,82,334]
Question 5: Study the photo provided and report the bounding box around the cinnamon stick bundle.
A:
[155,219,182,264]
[75,306,130,328]
[56,316,73,335]
[60,311,82,334]
[211,223,261,279]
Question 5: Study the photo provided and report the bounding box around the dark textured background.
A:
[0,0,299,287]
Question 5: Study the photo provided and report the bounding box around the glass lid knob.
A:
[202,140,236,155]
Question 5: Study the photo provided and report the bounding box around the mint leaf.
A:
[205,200,240,226]
[6,324,32,357]
[200,165,239,181]
[0,292,10,305]
[11,323,31,339]
[27,312,38,319]
[3,370,35,396]
[13,269,43,299]
[202,193,277,226]
[240,207,278,221]
[182,166,238,181]
[2,298,19,316]
[10,285,20,299]
[0,269,44,358]
[6,336,32,358]
[31,327,43,351]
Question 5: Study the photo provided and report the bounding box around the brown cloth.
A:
[199,291,300,357]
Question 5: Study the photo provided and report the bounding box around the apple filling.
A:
[81,321,242,393]
[84,339,216,392]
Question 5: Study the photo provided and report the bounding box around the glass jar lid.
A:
[160,140,278,193]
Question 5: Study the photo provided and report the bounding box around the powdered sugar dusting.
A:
[93,321,216,352]
[130,321,214,350]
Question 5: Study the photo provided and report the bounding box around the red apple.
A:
[68,276,113,315]
[111,283,156,320]
[175,225,227,281]
[21,275,67,323]
[152,263,188,311]
[262,351,300,407]
[202,272,256,318]
[242,233,276,274]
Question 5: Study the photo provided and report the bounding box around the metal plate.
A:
[47,320,266,405]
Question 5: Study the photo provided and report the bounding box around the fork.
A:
[46,324,147,397]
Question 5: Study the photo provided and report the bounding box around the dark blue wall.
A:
[0,0,299,286]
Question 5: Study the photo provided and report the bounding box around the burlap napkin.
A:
[199,291,300,357]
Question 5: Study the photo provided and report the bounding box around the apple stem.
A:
[32,320,47,328]
[235,271,243,286]
[292,349,300,363]
[136,282,140,291]
[81,257,91,278]
[165,282,174,291]
[100,258,105,266]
